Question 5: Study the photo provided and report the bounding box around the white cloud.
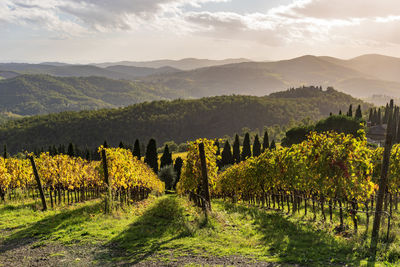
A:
[2,0,400,60]
[286,0,400,19]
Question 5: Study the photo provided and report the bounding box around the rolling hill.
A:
[0,86,371,154]
[0,63,180,80]
[140,55,400,99]
[0,75,184,115]
[92,58,251,70]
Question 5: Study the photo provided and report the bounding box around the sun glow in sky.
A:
[1,0,400,63]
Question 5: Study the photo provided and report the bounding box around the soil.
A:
[0,237,283,267]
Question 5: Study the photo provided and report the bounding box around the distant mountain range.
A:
[1,54,400,116]
[0,63,181,80]
[91,58,251,70]
[139,54,400,100]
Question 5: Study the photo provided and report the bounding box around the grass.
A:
[1,194,399,266]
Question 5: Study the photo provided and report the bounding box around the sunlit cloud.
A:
[1,0,400,61]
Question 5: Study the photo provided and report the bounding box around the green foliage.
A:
[177,139,219,195]
[158,165,176,190]
[281,125,315,147]
[282,115,364,147]
[315,115,364,137]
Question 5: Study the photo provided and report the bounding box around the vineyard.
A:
[174,130,400,261]
[0,147,164,210]
[2,129,400,265]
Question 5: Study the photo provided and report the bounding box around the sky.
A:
[1,0,400,63]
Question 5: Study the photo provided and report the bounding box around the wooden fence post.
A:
[370,130,393,258]
[28,155,47,211]
[101,149,112,214]
[198,142,211,212]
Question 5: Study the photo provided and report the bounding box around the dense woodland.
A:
[0,74,183,115]
[0,86,371,154]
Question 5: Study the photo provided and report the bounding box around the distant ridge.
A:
[1,54,400,108]
[92,58,251,70]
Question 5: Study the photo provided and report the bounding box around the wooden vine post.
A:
[198,142,211,212]
[101,149,112,214]
[370,127,393,258]
[28,155,47,211]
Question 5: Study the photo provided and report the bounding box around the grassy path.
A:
[0,194,394,266]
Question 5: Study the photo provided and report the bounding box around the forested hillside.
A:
[0,86,371,153]
[0,74,183,115]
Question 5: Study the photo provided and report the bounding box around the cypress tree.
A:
[52,145,57,156]
[392,107,399,138]
[173,157,184,188]
[103,140,108,148]
[373,109,378,125]
[241,133,251,161]
[383,104,389,124]
[221,141,233,166]
[396,120,400,143]
[377,108,382,125]
[368,108,373,122]
[145,139,158,173]
[347,104,353,117]
[85,147,91,161]
[58,144,66,154]
[119,141,124,148]
[262,130,269,152]
[132,139,141,159]
[270,140,276,150]
[232,134,241,164]
[160,144,172,168]
[215,140,220,155]
[252,134,261,157]
[215,140,221,168]
[355,105,362,119]
[3,144,7,159]
[67,143,75,157]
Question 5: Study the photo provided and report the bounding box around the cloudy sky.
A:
[1,0,399,63]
